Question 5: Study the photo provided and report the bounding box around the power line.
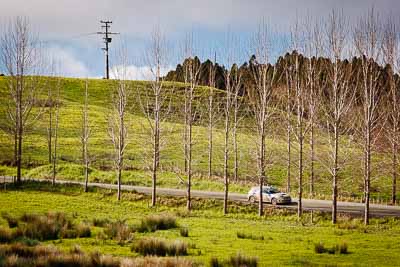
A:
[97,20,119,79]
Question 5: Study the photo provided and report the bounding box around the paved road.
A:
[2,176,400,217]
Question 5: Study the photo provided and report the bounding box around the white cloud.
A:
[110,65,173,81]
[45,46,90,77]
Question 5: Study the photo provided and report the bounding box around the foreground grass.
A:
[1,182,400,266]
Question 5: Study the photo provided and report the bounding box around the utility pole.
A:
[97,20,119,79]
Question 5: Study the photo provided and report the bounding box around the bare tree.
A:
[322,10,355,223]
[0,17,44,183]
[232,65,243,182]
[382,17,399,205]
[304,17,323,198]
[181,34,201,210]
[248,23,277,216]
[108,56,130,201]
[284,61,293,193]
[51,79,61,186]
[220,33,243,214]
[207,55,217,179]
[139,27,169,207]
[354,8,383,225]
[47,83,53,164]
[289,20,308,219]
[81,80,91,192]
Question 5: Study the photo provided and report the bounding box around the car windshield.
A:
[263,188,280,194]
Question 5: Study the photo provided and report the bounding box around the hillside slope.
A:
[0,76,396,202]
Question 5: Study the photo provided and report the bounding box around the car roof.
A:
[250,186,275,190]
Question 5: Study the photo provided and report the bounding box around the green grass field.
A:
[1,182,400,266]
[0,76,398,203]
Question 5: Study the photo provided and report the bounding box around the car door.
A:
[263,190,271,202]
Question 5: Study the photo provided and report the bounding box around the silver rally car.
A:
[247,186,292,205]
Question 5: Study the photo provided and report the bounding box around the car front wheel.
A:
[271,198,277,205]
[249,196,256,203]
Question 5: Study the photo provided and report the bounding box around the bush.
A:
[1,213,18,228]
[229,253,258,267]
[137,214,177,233]
[132,238,187,257]
[180,227,189,237]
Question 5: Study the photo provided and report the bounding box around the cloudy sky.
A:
[0,0,399,79]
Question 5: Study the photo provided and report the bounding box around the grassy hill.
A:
[0,76,397,202]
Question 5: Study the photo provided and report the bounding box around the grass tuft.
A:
[103,220,133,245]
[132,238,187,257]
[180,227,189,237]
[236,231,264,240]
[229,253,258,267]
[1,212,18,228]
[137,214,177,233]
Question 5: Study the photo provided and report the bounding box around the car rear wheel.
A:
[249,196,256,203]
[271,198,277,205]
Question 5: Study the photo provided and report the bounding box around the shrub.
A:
[1,213,18,228]
[0,227,12,243]
[229,253,258,267]
[132,238,187,257]
[180,227,189,237]
[314,242,326,254]
[137,214,177,233]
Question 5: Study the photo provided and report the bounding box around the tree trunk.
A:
[52,102,59,186]
[298,136,303,219]
[259,131,265,216]
[287,120,291,193]
[392,140,397,205]
[208,99,213,179]
[364,124,371,225]
[332,124,339,224]
[152,106,160,207]
[233,103,239,182]
[223,111,229,215]
[16,83,22,184]
[310,123,315,196]
[117,165,122,201]
[186,88,193,211]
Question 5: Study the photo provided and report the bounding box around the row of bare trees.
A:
[281,9,399,225]
[1,9,399,226]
